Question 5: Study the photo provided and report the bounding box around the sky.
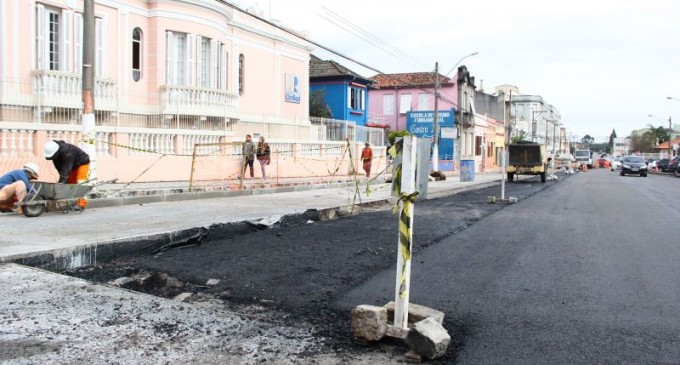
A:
[234,0,680,141]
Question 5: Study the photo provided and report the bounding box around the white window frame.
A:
[418,93,429,111]
[166,31,193,86]
[399,94,412,114]
[348,87,365,110]
[198,36,210,87]
[132,27,142,82]
[382,94,395,116]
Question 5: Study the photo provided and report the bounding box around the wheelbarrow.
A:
[20,179,117,217]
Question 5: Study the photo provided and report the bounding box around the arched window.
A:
[238,54,244,95]
[132,27,142,81]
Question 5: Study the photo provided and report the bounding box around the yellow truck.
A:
[506,141,548,183]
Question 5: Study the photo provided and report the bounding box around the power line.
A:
[319,6,430,71]
[218,1,460,107]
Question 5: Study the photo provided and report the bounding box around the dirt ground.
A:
[64,178,553,363]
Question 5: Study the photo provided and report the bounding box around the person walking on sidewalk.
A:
[44,140,90,209]
[256,136,271,179]
[242,134,256,179]
[0,163,39,214]
[361,142,373,177]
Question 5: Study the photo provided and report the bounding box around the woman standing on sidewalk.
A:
[256,136,271,179]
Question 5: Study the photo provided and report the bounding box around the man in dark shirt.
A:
[44,140,91,209]
[0,163,39,214]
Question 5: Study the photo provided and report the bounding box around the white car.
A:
[610,157,623,171]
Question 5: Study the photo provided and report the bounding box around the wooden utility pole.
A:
[82,0,97,181]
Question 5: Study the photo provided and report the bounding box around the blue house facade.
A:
[309,55,372,125]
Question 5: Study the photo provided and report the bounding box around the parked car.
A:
[675,164,680,178]
[620,156,648,177]
[657,158,671,172]
[648,160,658,171]
[610,157,623,171]
[597,158,609,168]
[667,156,680,173]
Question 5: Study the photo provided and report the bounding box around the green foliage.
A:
[581,134,595,145]
[607,129,617,154]
[510,130,529,144]
[309,89,333,118]
[388,130,413,145]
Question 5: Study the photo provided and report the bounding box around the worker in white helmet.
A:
[0,163,39,214]
[44,140,91,209]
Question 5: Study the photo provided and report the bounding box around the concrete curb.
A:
[88,180,368,209]
[8,177,507,272]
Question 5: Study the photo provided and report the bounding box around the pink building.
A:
[0,0,384,183]
[368,72,458,131]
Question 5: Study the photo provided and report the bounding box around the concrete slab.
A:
[0,263,318,364]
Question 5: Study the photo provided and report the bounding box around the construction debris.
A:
[405,317,451,360]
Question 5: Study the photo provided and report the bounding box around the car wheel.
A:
[620,171,624,176]
[674,169,680,178]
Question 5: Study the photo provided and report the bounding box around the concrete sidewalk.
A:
[0,171,509,269]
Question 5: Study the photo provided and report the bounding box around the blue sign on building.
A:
[406,110,456,162]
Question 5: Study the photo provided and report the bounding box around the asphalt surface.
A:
[65,175,555,362]
[65,170,680,363]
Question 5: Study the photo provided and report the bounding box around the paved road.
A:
[341,170,680,363]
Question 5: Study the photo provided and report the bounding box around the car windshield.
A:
[623,156,644,163]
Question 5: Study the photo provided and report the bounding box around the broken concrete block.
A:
[132,270,154,287]
[173,292,193,302]
[384,301,445,325]
[404,349,423,363]
[350,305,388,342]
[165,276,184,288]
[108,277,139,290]
[405,317,450,360]
[206,279,221,286]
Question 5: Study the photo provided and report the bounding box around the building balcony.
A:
[31,70,116,111]
[160,85,238,118]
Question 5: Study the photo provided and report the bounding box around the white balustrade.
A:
[184,135,221,155]
[0,129,36,157]
[161,85,238,117]
[128,133,177,156]
[32,70,116,111]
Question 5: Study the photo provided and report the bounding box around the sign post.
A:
[391,136,418,329]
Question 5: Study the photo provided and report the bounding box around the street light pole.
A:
[432,52,479,172]
[432,62,440,171]
[666,96,679,157]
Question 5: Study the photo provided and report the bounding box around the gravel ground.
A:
[56,177,555,363]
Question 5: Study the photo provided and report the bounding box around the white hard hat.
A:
[23,163,39,178]
[44,140,59,158]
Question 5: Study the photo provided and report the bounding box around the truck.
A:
[574,149,593,168]
[506,141,548,183]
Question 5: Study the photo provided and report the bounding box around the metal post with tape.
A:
[390,136,418,329]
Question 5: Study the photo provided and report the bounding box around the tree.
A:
[645,124,669,145]
[309,89,333,118]
[630,132,656,153]
[607,129,617,154]
[510,130,529,144]
[387,130,413,145]
[581,134,595,146]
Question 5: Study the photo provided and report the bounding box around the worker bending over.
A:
[44,140,91,209]
[0,163,39,214]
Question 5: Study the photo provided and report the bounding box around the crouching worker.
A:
[0,163,40,214]
[44,140,90,210]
